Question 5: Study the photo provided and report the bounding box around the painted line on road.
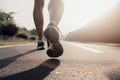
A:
[74,44,104,53]
[0,43,34,48]
[76,45,103,53]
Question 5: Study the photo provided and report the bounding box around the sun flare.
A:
[60,0,118,34]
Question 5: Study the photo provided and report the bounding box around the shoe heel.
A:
[44,27,59,43]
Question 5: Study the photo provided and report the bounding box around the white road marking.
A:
[76,45,103,53]
[69,42,104,53]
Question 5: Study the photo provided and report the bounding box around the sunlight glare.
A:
[60,0,118,34]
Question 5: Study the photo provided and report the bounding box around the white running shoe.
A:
[44,23,63,57]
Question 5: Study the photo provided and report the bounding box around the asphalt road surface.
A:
[0,41,120,80]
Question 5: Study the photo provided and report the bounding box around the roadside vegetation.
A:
[0,10,38,45]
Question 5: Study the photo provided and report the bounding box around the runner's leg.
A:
[44,0,64,57]
[48,0,64,25]
[33,0,44,40]
[33,0,45,50]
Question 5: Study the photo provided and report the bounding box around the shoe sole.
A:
[44,27,63,57]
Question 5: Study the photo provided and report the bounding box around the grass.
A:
[0,38,37,46]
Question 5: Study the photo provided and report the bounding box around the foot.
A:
[44,23,63,57]
[37,40,45,50]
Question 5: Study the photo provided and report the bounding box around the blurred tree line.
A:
[0,10,38,41]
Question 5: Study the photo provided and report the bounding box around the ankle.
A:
[38,40,43,43]
[48,22,57,27]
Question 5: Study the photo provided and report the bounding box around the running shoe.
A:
[44,23,63,57]
[37,41,45,50]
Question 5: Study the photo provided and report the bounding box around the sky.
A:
[0,0,119,34]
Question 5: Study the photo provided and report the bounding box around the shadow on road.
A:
[0,59,60,80]
[0,49,37,69]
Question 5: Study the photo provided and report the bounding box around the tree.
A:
[29,29,37,36]
[0,10,18,37]
[0,10,15,22]
[16,33,28,40]
[0,11,4,21]
[0,23,18,37]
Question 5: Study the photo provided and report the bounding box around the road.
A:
[0,41,120,80]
